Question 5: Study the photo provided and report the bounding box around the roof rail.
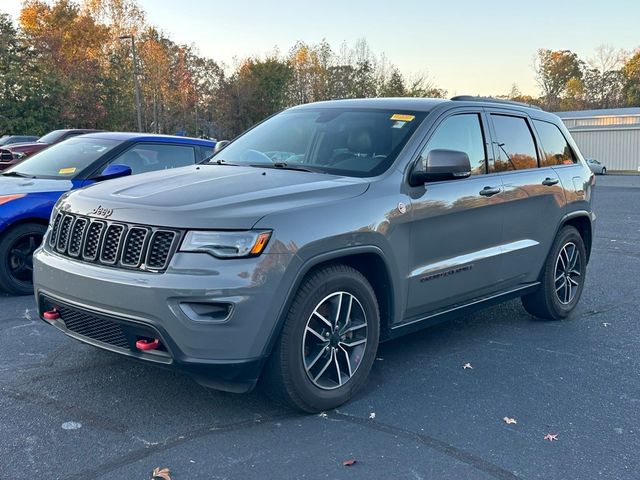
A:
[450,95,542,110]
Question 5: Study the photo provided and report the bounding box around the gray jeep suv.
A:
[33,97,595,412]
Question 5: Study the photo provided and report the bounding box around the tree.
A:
[622,50,640,107]
[581,44,625,109]
[20,0,111,127]
[535,49,583,110]
[0,12,60,134]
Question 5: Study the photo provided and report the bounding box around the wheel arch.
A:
[0,217,50,236]
[558,211,593,263]
[263,246,397,359]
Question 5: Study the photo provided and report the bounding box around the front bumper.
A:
[33,246,297,392]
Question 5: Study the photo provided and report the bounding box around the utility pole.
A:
[119,35,143,132]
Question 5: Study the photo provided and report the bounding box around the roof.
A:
[555,108,640,118]
[81,132,215,146]
[290,97,548,116]
[291,97,448,112]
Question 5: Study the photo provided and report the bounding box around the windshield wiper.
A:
[1,171,35,178]
[209,158,240,166]
[252,162,320,173]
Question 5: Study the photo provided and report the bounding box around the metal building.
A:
[555,108,640,173]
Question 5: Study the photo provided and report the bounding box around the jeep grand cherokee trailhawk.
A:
[33,97,595,412]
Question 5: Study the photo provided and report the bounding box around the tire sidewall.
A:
[0,223,46,295]
[544,227,587,318]
[282,268,380,411]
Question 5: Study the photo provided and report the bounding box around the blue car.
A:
[0,132,215,294]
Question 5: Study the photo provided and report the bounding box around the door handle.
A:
[479,186,501,197]
[542,177,559,186]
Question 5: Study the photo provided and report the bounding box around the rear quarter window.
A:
[533,120,577,166]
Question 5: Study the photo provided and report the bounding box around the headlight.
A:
[12,152,27,159]
[0,194,26,206]
[180,230,271,258]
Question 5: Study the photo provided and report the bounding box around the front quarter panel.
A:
[254,171,411,350]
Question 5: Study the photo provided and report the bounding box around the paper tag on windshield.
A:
[58,167,76,174]
[390,114,415,122]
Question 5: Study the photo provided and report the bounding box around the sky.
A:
[3,0,638,96]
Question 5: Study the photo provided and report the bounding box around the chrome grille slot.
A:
[121,227,149,266]
[67,217,88,257]
[100,224,125,264]
[46,213,180,272]
[56,215,74,252]
[83,221,105,260]
[49,213,63,247]
[146,230,177,269]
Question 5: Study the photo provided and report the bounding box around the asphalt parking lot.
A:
[1,174,639,480]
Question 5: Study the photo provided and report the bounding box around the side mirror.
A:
[97,163,132,181]
[410,149,471,185]
[213,140,230,155]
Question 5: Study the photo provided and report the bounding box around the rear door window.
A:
[533,120,576,166]
[490,115,538,172]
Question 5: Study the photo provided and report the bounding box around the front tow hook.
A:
[136,338,161,351]
[43,309,60,321]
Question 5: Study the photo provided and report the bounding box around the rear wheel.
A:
[0,223,46,295]
[522,226,586,320]
[263,264,380,412]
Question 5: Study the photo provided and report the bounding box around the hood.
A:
[61,164,370,229]
[0,176,74,195]
[3,142,48,153]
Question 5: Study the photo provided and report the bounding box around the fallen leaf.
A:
[463,363,473,369]
[503,417,517,425]
[369,412,376,419]
[343,459,357,467]
[152,467,171,480]
[543,433,558,442]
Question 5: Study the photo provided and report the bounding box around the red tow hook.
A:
[43,309,60,321]
[136,338,160,351]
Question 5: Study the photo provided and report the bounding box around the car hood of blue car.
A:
[0,176,76,195]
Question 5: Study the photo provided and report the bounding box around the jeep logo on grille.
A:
[89,205,114,219]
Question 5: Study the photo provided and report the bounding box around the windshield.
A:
[37,130,67,144]
[5,137,121,179]
[209,108,426,177]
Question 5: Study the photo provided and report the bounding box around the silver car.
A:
[586,158,607,175]
[33,97,596,412]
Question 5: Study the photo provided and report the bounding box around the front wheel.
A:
[521,226,587,320]
[0,223,47,295]
[601,167,606,175]
[263,264,380,412]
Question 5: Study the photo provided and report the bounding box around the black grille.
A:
[122,227,148,266]
[0,149,12,162]
[100,224,125,264]
[57,304,129,350]
[48,212,179,272]
[67,217,88,257]
[147,231,175,269]
[56,215,74,251]
[49,213,63,247]
[83,221,105,260]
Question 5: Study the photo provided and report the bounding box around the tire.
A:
[521,226,586,320]
[0,223,47,295]
[601,167,606,175]
[263,264,380,412]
